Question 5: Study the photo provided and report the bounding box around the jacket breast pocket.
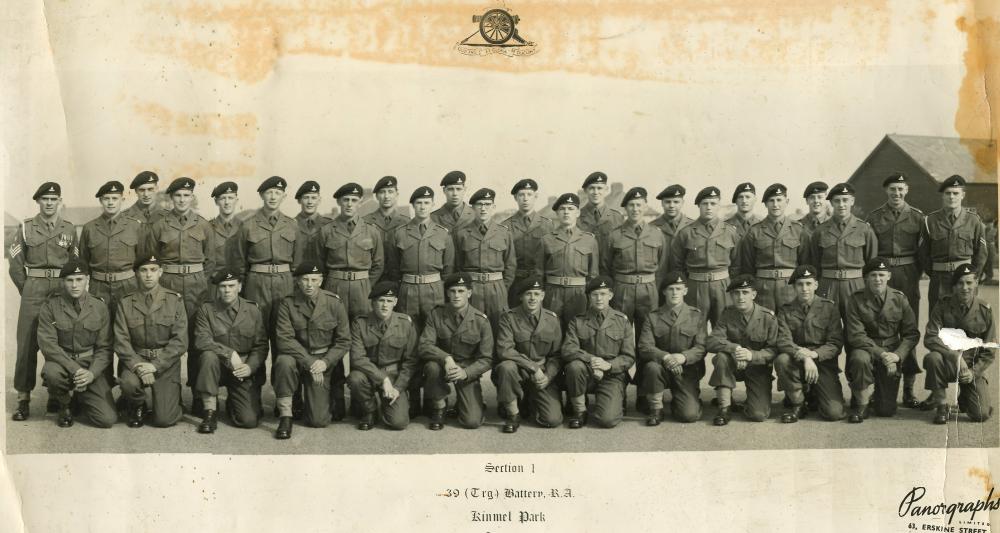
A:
[845,233,867,248]
[955,234,973,256]
[155,313,175,339]
[247,227,268,244]
[573,247,590,272]
[641,240,661,265]
[159,229,180,246]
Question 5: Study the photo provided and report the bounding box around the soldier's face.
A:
[661,197,682,218]
[794,278,817,301]
[298,274,323,297]
[735,192,755,212]
[942,187,965,209]
[63,274,89,299]
[625,199,645,222]
[135,184,158,206]
[885,183,908,207]
[556,205,579,227]
[376,187,398,209]
[100,193,123,215]
[171,190,194,213]
[865,271,891,293]
[807,192,827,214]
[215,193,238,216]
[664,284,687,306]
[585,184,606,204]
[137,265,162,289]
[412,198,434,219]
[447,286,471,308]
[697,198,718,220]
[731,288,756,310]
[829,195,854,219]
[372,296,397,319]
[217,280,241,305]
[298,192,320,215]
[260,188,286,210]
[473,200,494,222]
[36,195,61,217]
[514,190,536,212]
[443,184,465,206]
[953,274,978,303]
[338,195,361,218]
[520,288,544,311]
[589,288,613,310]
[765,195,787,218]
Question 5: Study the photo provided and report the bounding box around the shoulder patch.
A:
[475,311,488,320]
[581,231,595,237]
[322,289,341,300]
[544,309,558,318]
[611,309,628,319]
[817,296,836,305]
[910,206,924,215]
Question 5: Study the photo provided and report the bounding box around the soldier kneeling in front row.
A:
[37,260,118,428]
[922,263,995,424]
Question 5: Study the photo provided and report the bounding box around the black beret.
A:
[586,275,614,293]
[333,182,364,199]
[211,268,242,284]
[211,181,238,198]
[882,172,907,187]
[514,276,545,297]
[33,182,61,200]
[825,183,855,200]
[802,181,829,198]
[130,171,159,189]
[582,171,608,188]
[443,272,471,291]
[726,274,757,292]
[373,176,398,193]
[440,170,466,187]
[409,186,435,203]
[694,186,721,205]
[761,183,787,203]
[552,193,580,211]
[939,174,967,192]
[951,263,977,285]
[732,182,756,202]
[133,254,161,271]
[662,271,686,287]
[788,264,818,284]
[510,179,539,195]
[656,185,685,200]
[166,177,196,195]
[368,281,400,299]
[295,180,321,199]
[863,257,891,276]
[293,261,324,277]
[95,181,125,198]
[620,187,647,207]
[257,176,287,193]
[59,259,90,278]
[468,188,496,205]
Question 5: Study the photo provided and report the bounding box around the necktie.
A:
[228,306,238,321]
[348,220,356,232]
[479,224,487,236]
[144,293,153,309]
[269,216,278,227]
[594,209,602,221]
[383,215,392,226]
[307,219,314,230]
[419,223,427,236]
[74,300,82,314]
[634,225,642,237]
[529,313,538,328]
[180,215,188,225]
[706,224,715,235]
[839,221,846,232]
[379,320,388,333]
[949,214,958,224]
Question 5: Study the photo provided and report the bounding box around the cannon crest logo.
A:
[456,7,537,56]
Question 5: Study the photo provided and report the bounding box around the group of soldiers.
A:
[7,168,995,439]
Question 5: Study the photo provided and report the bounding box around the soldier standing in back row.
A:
[534,193,600,327]
[919,174,988,306]
[431,170,476,236]
[503,179,554,307]
[208,182,241,276]
[724,182,759,242]
[651,184,693,304]
[809,183,877,318]
[9,182,78,420]
[454,187,516,333]
[122,170,165,225]
[577,171,624,250]
[866,172,925,408]
[798,181,830,240]
[737,183,808,311]
[293,181,333,267]
[362,176,410,272]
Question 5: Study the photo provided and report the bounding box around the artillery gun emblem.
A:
[456,7,537,56]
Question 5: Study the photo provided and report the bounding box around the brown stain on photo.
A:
[132,100,259,141]
[172,161,257,180]
[954,10,999,175]
[967,467,1000,500]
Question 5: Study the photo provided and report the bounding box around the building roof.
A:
[885,134,996,184]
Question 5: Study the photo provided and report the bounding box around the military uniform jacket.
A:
[274,290,351,368]
[706,304,779,365]
[637,303,707,365]
[776,297,844,362]
[8,215,79,292]
[142,210,216,273]
[502,211,554,276]
[924,295,995,376]
[798,212,829,240]
[349,312,419,389]
[495,306,563,379]
[844,287,919,357]
[738,216,809,274]
[79,213,143,273]
[418,304,493,379]
[533,226,599,281]
[455,221,516,287]
[317,215,384,281]
[193,297,268,373]
[919,208,987,275]
[600,221,667,279]
[809,215,877,272]
[562,307,635,375]
[114,286,188,373]
[209,215,241,275]
[578,203,624,244]
[363,208,410,266]
[294,212,333,267]
[385,219,454,279]
[430,203,476,234]
[231,210,302,276]
[122,202,164,225]
[724,213,759,242]
[867,202,924,260]
[668,218,738,273]
[38,292,113,377]
[650,214,693,255]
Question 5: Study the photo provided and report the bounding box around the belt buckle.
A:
[182,264,193,274]
[45,269,55,278]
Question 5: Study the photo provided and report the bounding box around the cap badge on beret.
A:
[110,184,119,192]
[742,184,752,191]
[598,280,607,288]
[458,277,465,284]
[73,266,83,274]
[802,268,810,276]
[423,189,431,196]
[310,184,318,192]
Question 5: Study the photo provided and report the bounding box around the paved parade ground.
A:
[4,277,998,455]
